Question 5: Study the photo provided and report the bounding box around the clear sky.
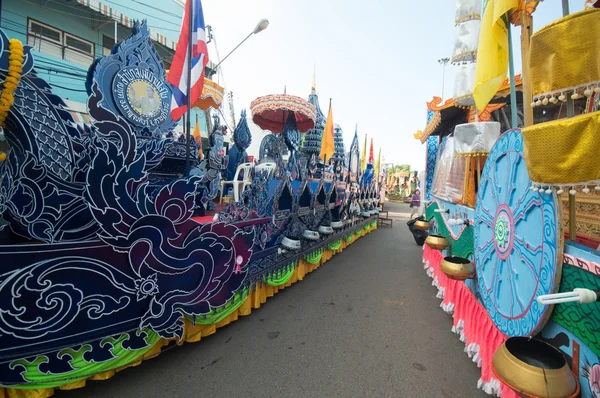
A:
[192,0,585,171]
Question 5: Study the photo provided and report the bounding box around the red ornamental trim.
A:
[564,253,600,277]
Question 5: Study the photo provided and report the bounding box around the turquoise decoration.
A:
[425,135,438,202]
[474,129,561,337]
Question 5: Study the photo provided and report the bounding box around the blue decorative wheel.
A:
[474,129,562,337]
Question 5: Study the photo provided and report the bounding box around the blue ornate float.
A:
[0,22,380,395]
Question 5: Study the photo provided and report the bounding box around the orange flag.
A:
[319,99,334,162]
[193,114,204,160]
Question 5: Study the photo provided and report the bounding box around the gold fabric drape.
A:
[529,9,600,97]
[523,110,600,185]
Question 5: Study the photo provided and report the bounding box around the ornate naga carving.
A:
[427,96,455,111]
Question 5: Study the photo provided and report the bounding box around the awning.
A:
[75,0,177,51]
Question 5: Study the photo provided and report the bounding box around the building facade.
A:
[1,0,211,136]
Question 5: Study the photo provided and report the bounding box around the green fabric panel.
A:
[424,201,474,259]
[551,264,600,358]
[267,263,296,287]
[304,248,323,264]
[10,329,160,389]
[327,240,342,251]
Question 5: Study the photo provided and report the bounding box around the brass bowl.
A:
[425,234,449,251]
[492,337,579,398]
[414,220,430,231]
[440,256,475,280]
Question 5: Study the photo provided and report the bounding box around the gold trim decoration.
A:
[453,151,489,159]
[559,187,600,244]
[522,110,600,187]
[0,39,24,127]
[451,50,478,64]
[419,111,441,143]
[456,13,481,25]
[492,337,578,398]
[529,9,600,100]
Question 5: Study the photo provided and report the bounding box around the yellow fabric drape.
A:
[0,226,376,398]
[522,110,600,185]
[473,0,519,111]
[529,9,600,97]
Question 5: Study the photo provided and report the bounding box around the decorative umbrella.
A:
[166,72,224,110]
[250,93,317,133]
[192,78,225,110]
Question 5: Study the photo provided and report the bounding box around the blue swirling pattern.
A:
[474,129,561,337]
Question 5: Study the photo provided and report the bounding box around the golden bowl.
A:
[425,234,449,251]
[492,337,579,398]
[414,220,430,231]
[440,256,475,280]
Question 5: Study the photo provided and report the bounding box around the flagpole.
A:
[185,0,193,176]
[507,22,518,129]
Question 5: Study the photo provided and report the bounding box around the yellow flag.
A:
[360,134,367,171]
[473,0,518,111]
[375,149,381,181]
[193,114,203,160]
[319,100,334,162]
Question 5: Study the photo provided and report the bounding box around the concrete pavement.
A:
[57,201,487,398]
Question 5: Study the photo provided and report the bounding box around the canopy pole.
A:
[521,12,533,127]
[507,23,518,129]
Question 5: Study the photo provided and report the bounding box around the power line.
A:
[46,82,88,92]
[40,0,182,28]
[102,0,183,20]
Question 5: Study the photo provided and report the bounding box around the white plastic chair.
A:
[220,162,253,203]
[255,162,276,178]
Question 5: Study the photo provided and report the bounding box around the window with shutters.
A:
[27,19,95,67]
[103,35,115,56]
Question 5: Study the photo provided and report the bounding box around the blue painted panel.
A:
[474,129,561,337]
[540,320,600,398]
[565,241,600,265]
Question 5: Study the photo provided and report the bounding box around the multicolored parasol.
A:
[250,93,317,133]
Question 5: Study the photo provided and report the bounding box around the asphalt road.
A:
[57,201,487,398]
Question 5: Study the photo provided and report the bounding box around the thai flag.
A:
[167,0,209,121]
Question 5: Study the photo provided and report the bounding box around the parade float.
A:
[417,1,600,397]
[0,20,381,397]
